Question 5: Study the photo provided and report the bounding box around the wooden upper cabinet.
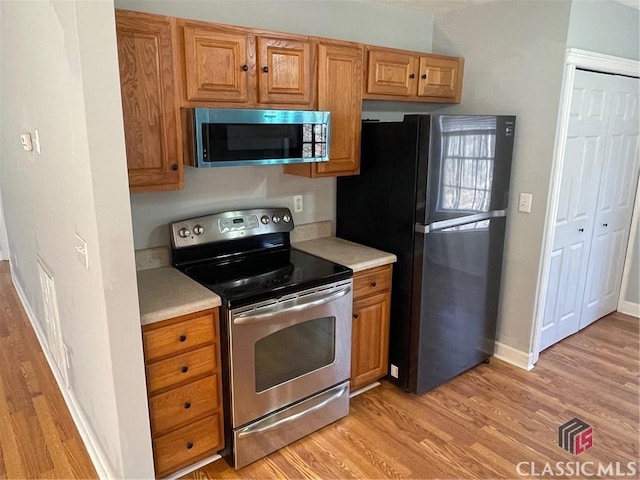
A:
[284,40,363,178]
[115,10,183,192]
[364,46,464,103]
[183,26,255,103]
[417,55,464,101]
[257,36,314,106]
[366,48,418,97]
[178,21,313,108]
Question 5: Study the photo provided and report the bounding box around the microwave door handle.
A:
[237,383,349,437]
[233,285,351,325]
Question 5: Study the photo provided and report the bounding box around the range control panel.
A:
[171,207,294,249]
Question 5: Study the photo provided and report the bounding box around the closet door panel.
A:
[539,70,610,350]
[581,75,640,329]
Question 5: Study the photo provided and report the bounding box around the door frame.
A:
[531,48,640,365]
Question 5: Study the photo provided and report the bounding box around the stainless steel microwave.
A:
[190,108,330,167]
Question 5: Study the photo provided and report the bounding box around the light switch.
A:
[518,193,533,213]
[75,234,89,270]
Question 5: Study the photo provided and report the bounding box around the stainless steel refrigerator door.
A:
[410,215,507,394]
[417,115,515,226]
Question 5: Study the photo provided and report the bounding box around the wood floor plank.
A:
[0,261,97,479]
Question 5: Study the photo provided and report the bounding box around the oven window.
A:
[254,316,336,392]
[203,124,303,161]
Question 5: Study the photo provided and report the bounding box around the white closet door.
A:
[539,70,611,351]
[580,75,640,329]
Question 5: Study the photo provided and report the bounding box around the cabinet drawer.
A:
[153,413,223,477]
[143,313,216,361]
[353,265,392,299]
[149,375,220,435]
[146,345,217,395]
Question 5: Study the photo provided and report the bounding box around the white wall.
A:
[568,0,640,61]
[432,0,572,354]
[0,1,153,477]
[115,0,434,249]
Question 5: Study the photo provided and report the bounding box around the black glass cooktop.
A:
[178,248,352,308]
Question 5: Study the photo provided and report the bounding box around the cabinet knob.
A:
[409,73,415,79]
[179,334,187,342]
[370,281,377,287]
[186,442,194,450]
[421,74,427,79]
[181,366,189,373]
[578,228,585,233]
[241,64,249,72]
[602,223,608,227]
[171,164,178,171]
[353,313,359,319]
[262,66,269,73]
[184,402,192,409]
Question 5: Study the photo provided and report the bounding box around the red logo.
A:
[558,418,593,455]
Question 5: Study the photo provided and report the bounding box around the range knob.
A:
[178,227,191,238]
[193,224,204,235]
[283,214,291,223]
[272,215,281,224]
[260,215,270,225]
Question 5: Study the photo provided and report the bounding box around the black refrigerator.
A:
[337,114,516,395]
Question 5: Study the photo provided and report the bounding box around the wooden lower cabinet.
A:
[142,309,224,478]
[350,265,392,391]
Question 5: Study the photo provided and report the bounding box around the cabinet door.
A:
[183,26,255,103]
[351,292,390,391]
[417,55,463,102]
[257,36,314,106]
[115,10,182,191]
[365,47,418,97]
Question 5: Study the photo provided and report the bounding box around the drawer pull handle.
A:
[186,442,194,450]
[421,74,427,79]
[262,66,269,73]
[184,402,192,409]
[181,366,189,373]
[241,64,249,72]
[352,313,359,319]
[409,73,415,79]
[179,335,187,342]
[370,281,377,287]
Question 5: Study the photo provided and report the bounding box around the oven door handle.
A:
[237,383,349,437]
[233,285,351,324]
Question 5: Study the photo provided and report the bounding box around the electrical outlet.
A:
[293,195,304,213]
[390,364,399,378]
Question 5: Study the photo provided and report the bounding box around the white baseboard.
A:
[618,301,640,318]
[493,341,535,371]
[10,269,115,480]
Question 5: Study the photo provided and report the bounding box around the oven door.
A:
[228,279,352,428]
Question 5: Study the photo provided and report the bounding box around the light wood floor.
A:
[0,259,637,479]
[0,262,97,479]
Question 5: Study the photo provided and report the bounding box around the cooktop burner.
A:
[180,248,350,307]
[170,208,352,308]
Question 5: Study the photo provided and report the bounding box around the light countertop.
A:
[293,236,396,272]
[137,266,221,326]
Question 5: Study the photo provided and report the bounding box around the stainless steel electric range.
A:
[170,207,353,469]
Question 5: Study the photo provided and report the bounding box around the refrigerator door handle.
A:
[415,209,507,233]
